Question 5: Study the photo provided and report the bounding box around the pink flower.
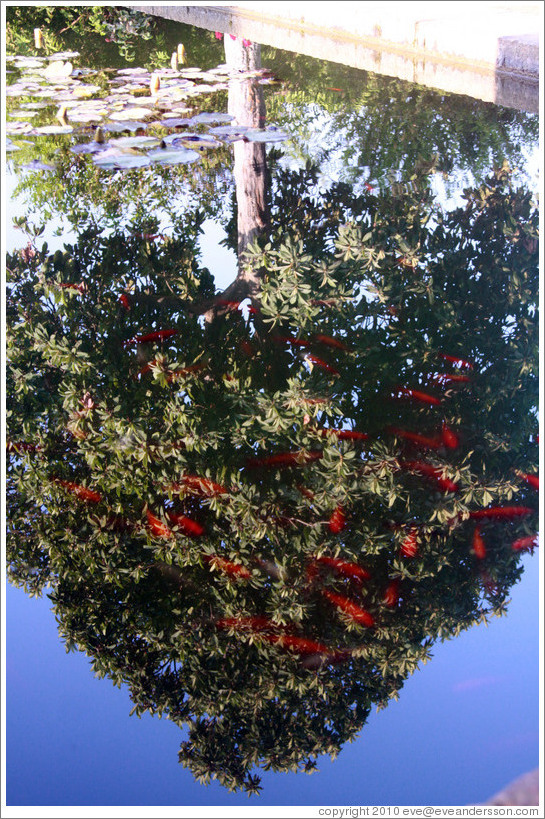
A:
[230,33,237,40]
[214,31,223,40]
[242,38,252,47]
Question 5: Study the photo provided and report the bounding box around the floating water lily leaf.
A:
[93,148,151,169]
[117,67,149,76]
[146,146,200,165]
[171,134,221,149]
[6,122,34,134]
[67,110,107,123]
[33,124,74,135]
[47,51,80,60]
[22,159,56,172]
[207,124,250,137]
[159,117,192,128]
[6,138,22,151]
[70,141,110,154]
[8,110,39,118]
[243,127,289,142]
[43,61,73,79]
[108,136,161,149]
[113,107,154,120]
[190,112,233,125]
[186,84,221,96]
[13,58,45,69]
[105,121,149,133]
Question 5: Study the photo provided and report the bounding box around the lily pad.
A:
[117,67,149,76]
[70,141,111,155]
[242,127,289,143]
[113,107,154,121]
[190,112,233,125]
[13,58,45,69]
[93,149,151,170]
[104,121,149,133]
[170,134,221,149]
[22,159,56,172]
[108,136,161,149]
[146,146,200,165]
[6,121,34,135]
[47,51,80,60]
[33,124,74,135]
[159,117,192,128]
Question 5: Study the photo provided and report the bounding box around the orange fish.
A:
[123,329,178,347]
[215,616,279,632]
[441,423,459,449]
[204,555,250,578]
[328,506,346,533]
[56,479,102,504]
[168,476,228,497]
[469,506,533,520]
[321,589,375,627]
[311,555,371,582]
[389,427,442,450]
[263,634,330,655]
[511,535,538,552]
[305,354,340,375]
[318,428,368,441]
[146,509,172,538]
[313,334,349,351]
[395,387,441,406]
[399,528,418,558]
[472,526,486,559]
[518,472,539,491]
[246,450,323,469]
[401,461,459,493]
[167,512,204,537]
[383,580,400,607]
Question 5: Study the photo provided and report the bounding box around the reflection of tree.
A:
[261,53,538,190]
[7,163,538,794]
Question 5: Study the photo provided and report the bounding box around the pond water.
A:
[5,9,540,811]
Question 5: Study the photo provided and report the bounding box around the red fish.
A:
[312,555,370,582]
[402,461,459,493]
[204,555,251,578]
[168,476,228,497]
[119,293,131,310]
[328,507,346,534]
[305,354,340,375]
[313,334,349,351]
[383,580,400,607]
[263,634,330,655]
[215,616,278,632]
[432,373,471,385]
[441,423,459,450]
[472,526,486,559]
[512,535,538,552]
[215,299,241,310]
[469,506,534,520]
[518,472,539,491]
[123,329,178,347]
[147,509,172,538]
[438,353,473,369]
[56,479,102,504]
[400,528,418,557]
[167,512,204,537]
[389,427,442,450]
[395,387,441,406]
[246,450,323,468]
[319,428,368,441]
[59,282,86,293]
[321,589,375,627]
